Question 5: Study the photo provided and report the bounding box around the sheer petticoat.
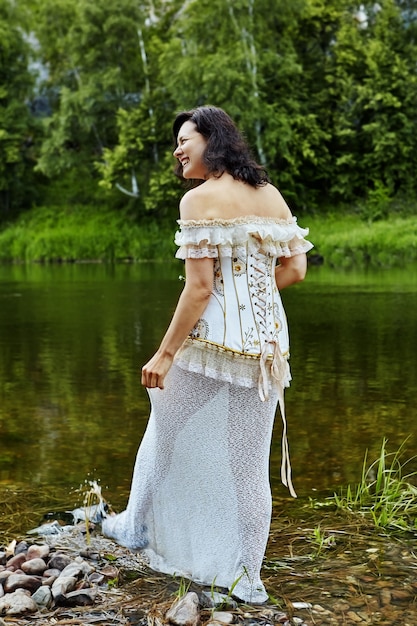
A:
[102,362,278,603]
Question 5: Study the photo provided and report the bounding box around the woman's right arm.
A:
[141,256,213,390]
[275,253,307,290]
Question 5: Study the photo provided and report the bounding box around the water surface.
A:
[0,262,416,536]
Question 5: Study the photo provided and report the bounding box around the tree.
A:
[0,0,37,214]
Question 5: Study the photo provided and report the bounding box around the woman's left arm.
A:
[275,253,307,290]
[141,257,214,390]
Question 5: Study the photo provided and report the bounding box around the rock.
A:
[27,520,73,536]
[0,589,38,615]
[32,585,53,608]
[42,574,59,587]
[0,583,3,598]
[14,541,29,556]
[74,555,96,574]
[56,587,98,607]
[21,558,47,575]
[51,575,78,599]
[88,572,105,585]
[48,552,72,571]
[27,544,50,561]
[6,553,27,570]
[61,558,94,577]
[201,591,237,609]
[58,562,84,579]
[166,592,200,626]
[43,567,62,579]
[212,612,234,624]
[0,553,6,566]
[99,564,118,580]
[4,573,42,594]
[0,571,12,585]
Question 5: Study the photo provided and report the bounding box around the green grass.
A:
[307,213,417,268]
[0,205,177,262]
[0,203,416,266]
[330,439,417,532]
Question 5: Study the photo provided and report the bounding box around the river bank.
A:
[0,204,416,268]
[1,505,416,626]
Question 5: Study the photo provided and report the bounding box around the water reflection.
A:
[0,263,416,535]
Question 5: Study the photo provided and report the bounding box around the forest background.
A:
[1,0,417,267]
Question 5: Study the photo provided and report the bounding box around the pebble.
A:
[4,573,42,594]
[0,589,38,615]
[21,557,47,575]
[166,591,200,626]
[212,610,234,623]
[31,584,53,608]
[27,544,50,560]
[0,537,116,615]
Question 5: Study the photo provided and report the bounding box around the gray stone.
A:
[43,567,61,579]
[42,574,59,587]
[4,573,42,594]
[212,611,234,624]
[201,591,237,609]
[32,585,53,608]
[14,541,29,555]
[0,553,6,566]
[48,552,72,570]
[0,589,38,615]
[51,575,78,599]
[0,571,12,585]
[59,562,86,579]
[21,557,47,575]
[88,572,105,585]
[166,592,200,626]
[56,587,98,607]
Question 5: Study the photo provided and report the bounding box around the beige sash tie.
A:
[258,341,297,498]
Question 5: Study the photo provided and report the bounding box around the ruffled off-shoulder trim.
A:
[174,215,313,260]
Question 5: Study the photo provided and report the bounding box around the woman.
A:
[102,106,313,603]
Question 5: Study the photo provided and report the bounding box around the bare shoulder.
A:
[260,183,293,220]
[178,184,215,220]
[178,178,294,221]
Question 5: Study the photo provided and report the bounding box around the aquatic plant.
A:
[331,438,417,532]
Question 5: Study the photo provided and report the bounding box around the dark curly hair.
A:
[173,106,269,188]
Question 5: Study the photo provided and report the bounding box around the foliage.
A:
[331,438,417,532]
[2,0,417,225]
[0,0,39,214]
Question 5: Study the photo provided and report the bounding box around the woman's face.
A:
[173,120,208,179]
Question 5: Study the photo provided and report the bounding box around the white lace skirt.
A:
[102,363,279,603]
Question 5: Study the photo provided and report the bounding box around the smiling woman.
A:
[173,121,208,180]
[102,105,313,603]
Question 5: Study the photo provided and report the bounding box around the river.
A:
[0,262,416,537]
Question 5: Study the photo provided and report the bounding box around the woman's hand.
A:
[141,350,174,390]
